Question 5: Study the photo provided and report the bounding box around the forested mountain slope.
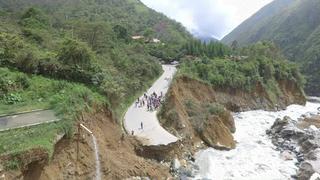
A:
[0,0,192,111]
[0,0,192,174]
[222,0,320,96]
[0,0,191,45]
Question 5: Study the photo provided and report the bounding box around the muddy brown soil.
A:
[298,115,320,129]
[159,76,237,150]
[174,76,306,112]
[159,76,306,151]
[2,109,171,180]
[39,109,171,180]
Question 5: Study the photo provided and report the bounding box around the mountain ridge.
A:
[222,0,320,96]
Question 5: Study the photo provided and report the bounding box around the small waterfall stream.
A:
[91,134,101,180]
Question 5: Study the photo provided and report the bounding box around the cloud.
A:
[140,0,273,39]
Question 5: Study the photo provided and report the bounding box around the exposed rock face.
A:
[2,109,171,179]
[159,76,306,151]
[159,76,236,150]
[200,115,236,150]
[298,162,316,180]
[268,115,320,180]
[0,148,49,180]
[174,76,306,112]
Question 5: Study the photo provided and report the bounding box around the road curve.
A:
[124,65,178,146]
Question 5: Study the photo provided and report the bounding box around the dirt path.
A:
[0,110,59,131]
[124,65,178,145]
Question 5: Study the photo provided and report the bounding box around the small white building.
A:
[132,36,144,40]
[152,38,161,43]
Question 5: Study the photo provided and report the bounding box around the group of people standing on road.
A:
[135,91,164,111]
[131,91,164,135]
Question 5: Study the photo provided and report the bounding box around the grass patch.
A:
[0,121,65,156]
[0,68,107,163]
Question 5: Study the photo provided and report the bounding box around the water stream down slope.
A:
[124,65,178,145]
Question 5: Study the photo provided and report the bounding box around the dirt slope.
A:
[159,76,306,150]
[2,109,171,179]
[159,76,236,150]
[40,109,170,179]
[175,76,305,112]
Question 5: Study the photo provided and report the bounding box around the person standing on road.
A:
[141,122,143,130]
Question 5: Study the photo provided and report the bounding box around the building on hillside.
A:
[229,55,249,61]
[132,36,161,44]
[152,38,161,43]
[131,36,144,40]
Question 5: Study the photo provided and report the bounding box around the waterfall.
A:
[91,134,101,180]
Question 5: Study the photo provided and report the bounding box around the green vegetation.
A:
[186,100,225,133]
[222,0,320,95]
[0,67,106,156]
[183,39,231,58]
[179,42,304,102]
[0,0,191,166]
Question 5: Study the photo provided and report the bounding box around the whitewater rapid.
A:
[195,102,320,180]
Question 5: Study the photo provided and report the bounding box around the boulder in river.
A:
[200,116,236,150]
[281,150,295,161]
[297,162,315,180]
[268,114,320,180]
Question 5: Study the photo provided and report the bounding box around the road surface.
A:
[0,110,59,131]
[124,65,178,146]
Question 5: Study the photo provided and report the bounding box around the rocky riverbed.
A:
[267,114,320,180]
[193,102,320,179]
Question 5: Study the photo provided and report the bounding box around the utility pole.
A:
[77,123,80,161]
[76,122,81,179]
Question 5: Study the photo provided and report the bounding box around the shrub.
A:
[15,74,30,89]
[4,93,23,105]
[4,158,20,170]
[184,99,198,117]
[57,39,95,70]
[167,110,180,123]
[206,103,225,115]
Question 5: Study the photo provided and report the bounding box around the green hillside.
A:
[180,42,304,101]
[0,0,190,44]
[222,0,320,96]
[0,0,191,159]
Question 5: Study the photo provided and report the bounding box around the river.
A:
[195,102,320,180]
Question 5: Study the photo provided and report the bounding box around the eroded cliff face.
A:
[172,76,305,112]
[159,76,236,150]
[159,76,306,150]
[1,109,171,180]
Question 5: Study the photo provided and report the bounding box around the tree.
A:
[143,28,155,39]
[57,39,95,70]
[231,40,238,51]
[20,7,49,29]
[75,22,114,52]
[113,25,130,42]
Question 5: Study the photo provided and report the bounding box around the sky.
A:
[140,0,273,40]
